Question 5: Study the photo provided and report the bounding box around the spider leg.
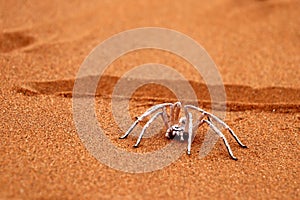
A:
[170,102,182,124]
[134,104,177,146]
[134,111,163,147]
[206,113,247,148]
[174,102,181,122]
[184,105,247,148]
[119,103,173,139]
[187,112,193,155]
[162,107,172,138]
[192,113,205,132]
[202,119,238,160]
[162,107,171,129]
[207,116,211,122]
[170,104,174,125]
[119,120,139,139]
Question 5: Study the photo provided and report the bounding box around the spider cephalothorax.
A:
[165,117,186,140]
[120,102,247,160]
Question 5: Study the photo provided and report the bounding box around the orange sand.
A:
[1,0,299,199]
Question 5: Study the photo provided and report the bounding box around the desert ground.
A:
[1,0,299,199]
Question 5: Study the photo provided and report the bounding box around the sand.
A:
[1,0,299,199]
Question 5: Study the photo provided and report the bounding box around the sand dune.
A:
[17,76,300,113]
[1,0,299,199]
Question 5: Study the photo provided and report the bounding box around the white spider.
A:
[119,102,247,160]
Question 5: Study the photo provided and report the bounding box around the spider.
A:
[119,102,247,160]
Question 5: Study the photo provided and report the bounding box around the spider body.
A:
[165,117,186,140]
[120,102,247,160]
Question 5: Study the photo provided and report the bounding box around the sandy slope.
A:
[1,0,299,199]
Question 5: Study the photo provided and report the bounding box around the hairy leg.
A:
[134,111,163,147]
[202,119,238,160]
[119,103,173,139]
[184,105,247,148]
